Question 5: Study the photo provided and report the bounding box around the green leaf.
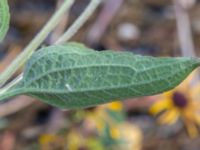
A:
[0,42,200,109]
[0,0,10,42]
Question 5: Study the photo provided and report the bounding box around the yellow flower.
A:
[109,126,121,140]
[115,123,143,150]
[39,134,65,150]
[39,134,56,145]
[150,71,200,138]
[66,130,84,150]
[106,101,123,111]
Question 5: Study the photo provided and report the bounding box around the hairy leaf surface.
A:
[0,0,10,42]
[0,43,200,109]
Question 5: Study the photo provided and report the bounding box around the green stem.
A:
[0,0,75,86]
[55,0,102,44]
[0,73,23,94]
[0,88,23,101]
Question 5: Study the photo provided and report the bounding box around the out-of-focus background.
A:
[1,0,200,149]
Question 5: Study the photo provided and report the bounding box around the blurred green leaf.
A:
[0,0,10,42]
[86,138,105,150]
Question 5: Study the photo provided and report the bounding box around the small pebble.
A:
[117,23,140,41]
[177,0,196,9]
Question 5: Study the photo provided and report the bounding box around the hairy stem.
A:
[0,0,102,94]
[0,0,75,86]
[55,0,102,44]
[0,74,22,95]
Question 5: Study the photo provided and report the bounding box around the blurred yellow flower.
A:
[150,71,200,138]
[39,134,65,150]
[39,134,56,145]
[106,101,123,111]
[66,130,84,150]
[109,126,121,140]
[84,101,143,150]
[118,123,142,150]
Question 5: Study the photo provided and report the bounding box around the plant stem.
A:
[173,0,195,57]
[0,74,22,95]
[0,0,75,86]
[55,0,102,44]
[0,0,101,93]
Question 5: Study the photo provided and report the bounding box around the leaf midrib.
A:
[22,66,186,96]
[24,60,184,87]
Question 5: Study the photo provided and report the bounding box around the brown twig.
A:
[86,0,124,46]
[173,0,196,57]
[0,96,35,118]
[49,0,69,44]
